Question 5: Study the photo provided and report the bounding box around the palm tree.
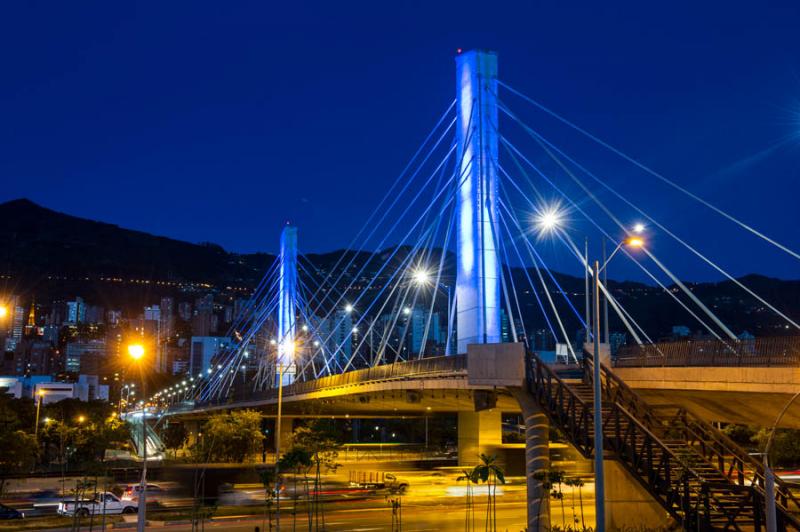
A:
[471,454,506,532]
[259,469,276,532]
[278,447,313,532]
[549,469,566,528]
[532,470,554,532]
[457,468,478,532]
[565,476,586,530]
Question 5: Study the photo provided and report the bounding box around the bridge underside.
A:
[179,379,520,419]
[617,366,800,428]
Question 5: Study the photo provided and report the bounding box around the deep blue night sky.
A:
[1,1,799,281]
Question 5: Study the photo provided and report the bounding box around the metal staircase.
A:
[126,411,166,460]
[526,351,800,530]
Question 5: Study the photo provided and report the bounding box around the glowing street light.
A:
[411,268,431,286]
[344,304,354,313]
[127,344,145,360]
[626,236,644,248]
[0,305,7,319]
[633,222,646,234]
[534,205,564,235]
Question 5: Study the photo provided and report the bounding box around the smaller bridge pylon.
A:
[277,224,298,386]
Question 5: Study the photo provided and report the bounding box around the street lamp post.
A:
[34,389,45,437]
[127,343,147,532]
[590,235,644,532]
[274,339,294,532]
[591,258,605,531]
[534,211,646,532]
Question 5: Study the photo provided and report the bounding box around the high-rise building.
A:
[106,310,122,326]
[144,305,161,322]
[65,339,106,374]
[189,336,232,376]
[66,297,86,324]
[160,297,174,337]
[312,310,352,372]
[84,305,104,324]
[178,302,192,321]
[10,303,24,345]
[409,308,441,355]
[24,300,36,335]
[14,340,56,375]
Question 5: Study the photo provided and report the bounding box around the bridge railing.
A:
[615,336,800,367]
[196,354,467,408]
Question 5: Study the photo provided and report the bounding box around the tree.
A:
[565,476,586,530]
[457,468,478,532]
[0,430,38,495]
[194,410,264,462]
[290,421,342,530]
[471,454,506,532]
[755,428,800,467]
[259,468,277,532]
[277,447,313,532]
[162,422,188,458]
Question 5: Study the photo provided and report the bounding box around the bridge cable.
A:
[497,81,800,263]
[498,106,800,332]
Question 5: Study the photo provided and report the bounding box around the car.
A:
[121,483,165,502]
[0,503,23,519]
[57,492,137,517]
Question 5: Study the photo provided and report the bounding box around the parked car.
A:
[0,503,23,519]
[57,492,137,517]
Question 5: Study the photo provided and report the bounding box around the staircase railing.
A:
[678,410,800,519]
[584,351,800,527]
[529,354,708,526]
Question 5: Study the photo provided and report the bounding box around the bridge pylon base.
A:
[457,409,502,466]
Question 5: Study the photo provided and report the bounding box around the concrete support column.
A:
[457,409,502,466]
[509,387,551,532]
[274,416,294,454]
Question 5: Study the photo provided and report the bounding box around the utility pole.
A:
[137,377,147,532]
[584,238,591,344]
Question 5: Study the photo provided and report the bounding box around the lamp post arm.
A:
[764,389,800,532]
[598,241,625,274]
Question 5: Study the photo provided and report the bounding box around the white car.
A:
[57,492,138,517]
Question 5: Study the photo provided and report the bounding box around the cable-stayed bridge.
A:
[144,50,800,530]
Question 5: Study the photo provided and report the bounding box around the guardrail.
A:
[615,336,800,367]
[192,354,467,409]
